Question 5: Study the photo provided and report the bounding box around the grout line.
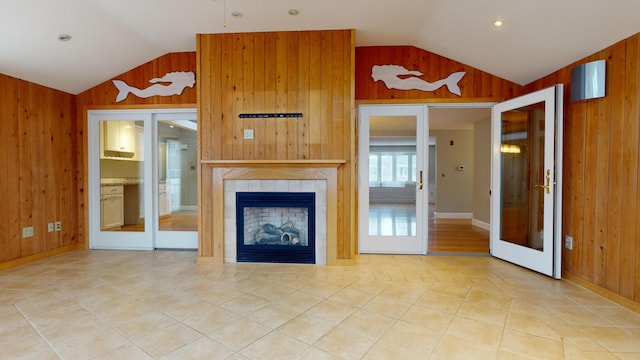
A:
[55,287,155,359]
[14,304,63,359]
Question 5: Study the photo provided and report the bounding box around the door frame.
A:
[357,103,495,255]
[490,85,563,278]
[358,104,428,254]
[88,108,197,250]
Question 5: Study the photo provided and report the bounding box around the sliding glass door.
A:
[154,113,198,248]
[89,109,197,250]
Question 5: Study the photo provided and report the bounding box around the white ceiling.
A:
[1,0,639,95]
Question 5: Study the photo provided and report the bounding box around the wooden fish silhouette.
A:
[372,65,465,96]
[112,71,195,102]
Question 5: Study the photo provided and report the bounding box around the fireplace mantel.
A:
[199,159,346,265]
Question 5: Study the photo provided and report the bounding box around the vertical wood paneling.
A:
[232,34,244,160]
[243,33,256,160]
[571,97,587,277]
[0,73,77,264]
[319,32,331,160]
[197,30,355,260]
[221,35,234,160]
[298,31,311,160]
[582,94,598,281]
[356,46,521,101]
[199,36,213,161]
[309,32,322,158]
[593,49,612,286]
[0,76,21,260]
[275,32,289,160]
[253,33,266,159]
[529,33,640,304]
[621,35,639,300]
[18,83,34,255]
[606,41,626,294]
[264,32,278,159]
[287,32,300,159]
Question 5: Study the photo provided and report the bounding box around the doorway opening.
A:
[427,106,492,254]
[358,103,494,256]
[88,109,198,250]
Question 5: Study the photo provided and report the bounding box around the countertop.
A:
[100,178,143,186]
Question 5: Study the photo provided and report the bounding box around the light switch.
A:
[244,129,254,140]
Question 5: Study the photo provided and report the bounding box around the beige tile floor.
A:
[2,250,640,359]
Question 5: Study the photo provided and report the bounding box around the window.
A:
[369,148,417,187]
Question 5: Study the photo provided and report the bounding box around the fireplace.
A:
[236,192,316,264]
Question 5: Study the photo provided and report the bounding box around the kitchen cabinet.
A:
[159,183,171,217]
[101,121,137,158]
[101,185,124,230]
[132,126,144,161]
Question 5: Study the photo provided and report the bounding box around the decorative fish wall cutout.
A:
[371,65,465,96]
[112,71,196,102]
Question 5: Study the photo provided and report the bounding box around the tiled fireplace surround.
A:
[226,180,325,264]
[202,161,343,265]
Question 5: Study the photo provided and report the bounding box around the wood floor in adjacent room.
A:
[427,218,490,254]
[369,203,490,254]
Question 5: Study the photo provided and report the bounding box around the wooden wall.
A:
[197,30,356,261]
[0,73,79,266]
[76,52,197,107]
[75,52,197,245]
[524,33,640,304]
[356,46,522,102]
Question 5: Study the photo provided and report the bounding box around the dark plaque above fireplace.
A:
[236,192,316,264]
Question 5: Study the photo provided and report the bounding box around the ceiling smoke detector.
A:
[288,9,299,16]
[58,34,72,42]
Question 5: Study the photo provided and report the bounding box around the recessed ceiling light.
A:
[492,20,504,28]
[288,9,299,16]
[58,34,72,42]
[231,11,242,18]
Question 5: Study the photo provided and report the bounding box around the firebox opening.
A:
[236,192,316,264]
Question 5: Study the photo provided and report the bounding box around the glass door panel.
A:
[154,114,198,249]
[89,109,198,250]
[91,113,152,250]
[359,105,426,254]
[499,103,545,250]
[491,86,562,278]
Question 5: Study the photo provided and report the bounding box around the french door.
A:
[358,105,427,254]
[89,109,198,250]
[491,85,563,278]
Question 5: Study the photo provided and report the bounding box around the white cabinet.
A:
[132,126,144,161]
[101,185,124,230]
[101,121,137,159]
[159,183,171,217]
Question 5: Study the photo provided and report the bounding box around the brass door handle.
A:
[535,169,551,194]
[419,170,423,190]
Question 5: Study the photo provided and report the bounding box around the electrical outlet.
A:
[47,223,54,232]
[565,235,573,250]
[54,221,61,232]
[22,226,34,238]
[243,128,254,140]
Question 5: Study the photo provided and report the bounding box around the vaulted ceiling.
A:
[1,0,639,95]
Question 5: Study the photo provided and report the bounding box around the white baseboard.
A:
[472,219,490,231]
[434,212,472,219]
[177,205,198,212]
